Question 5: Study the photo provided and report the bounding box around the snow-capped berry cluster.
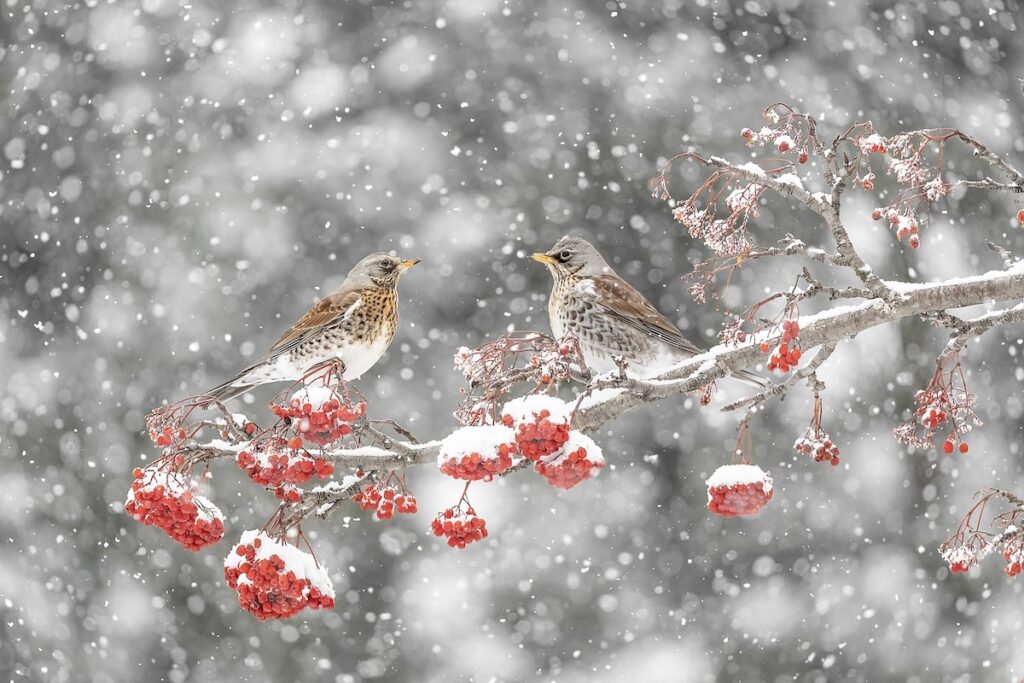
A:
[872,208,921,248]
[793,434,840,466]
[236,438,334,500]
[706,464,774,517]
[941,544,978,574]
[223,530,335,620]
[431,507,488,549]
[437,425,517,481]
[501,395,571,460]
[1004,543,1023,577]
[895,359,980,452]
[271,385,364,446]
[126,468,225,551]
[534,431,605,490]
[352,482,418,520]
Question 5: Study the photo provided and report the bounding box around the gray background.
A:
[2,1,1024,681]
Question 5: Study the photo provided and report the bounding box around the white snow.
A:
[290,384,338,407]
[223,529,335,598]
[736,161,766,177]
[574,387,626,411]
[501,394,571,424]
[438,425,515,464]
[705,464,773,494]
[776,172,803,189]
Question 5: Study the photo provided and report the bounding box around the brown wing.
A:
[268,288,363,354]
[587,273,704,357]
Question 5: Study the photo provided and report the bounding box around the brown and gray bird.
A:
[203,253,420,405]
[531,236,765,386]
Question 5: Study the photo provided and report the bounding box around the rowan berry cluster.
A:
[437,425,517,481]
[706,464,774,517]
[236,437,334,500]
[872,208,922,249]
[352,481,418,520]
[1004,543,1023,577]
[793,434,840,466]
[430,506,488,549]
[534,432,606,490]
[894,359,979,452]
[761,318,801,373]
[941,544,978,574]
[224,531,335,620]
[271,386,365,446]
[501,395,571,460]
[126,468,225,551]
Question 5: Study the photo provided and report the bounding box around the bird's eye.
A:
[382,261,396,271]
[559,250,572,261]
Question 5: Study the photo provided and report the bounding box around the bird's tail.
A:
[200,375,257,409]
[731,368,769,389]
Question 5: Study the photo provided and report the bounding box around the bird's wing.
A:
[264,288,363,358]
[583,274,704,357]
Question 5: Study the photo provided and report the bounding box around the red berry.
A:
[797,151,808,164]
[943,440,954,455]
[872,209,882,221]
[959,442,969,454]
[1017,208,1024,225]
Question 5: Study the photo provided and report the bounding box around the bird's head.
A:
[530,236,610,280]
[348,253,420,289]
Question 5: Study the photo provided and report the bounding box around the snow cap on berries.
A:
[437,425,517,480]
[534,430,605,490]
[223,530,336,620]
[706,464,774,517]
[501,394,571,425]
[126,470,225,551]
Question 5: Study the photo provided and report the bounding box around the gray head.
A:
[344,252,420,289]
[530,236,611,279]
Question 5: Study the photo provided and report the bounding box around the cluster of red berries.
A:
[430,507,488,548]
[942,545,976,574]
[237,439,334,500]
[873,210,921,249]
[706,464,774,517]
[439,443,516,481]
[942,439,969,455]
[502,408,570,460]
[1004,544,1023,577]
[534,435,606,490]
[859,134,888,155]
[271,389,364,446]
[126,469,225,551]
[759,319,801,372]
[437,425,517,481]
[149,424,188,448]
[916,397,948,430]
[224,532,335,620]
[352,482,418,520]
[793,434,840,466]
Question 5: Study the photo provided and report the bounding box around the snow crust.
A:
[705,464,773,494]
[224,529,335,598]
[438,425,515,463]
[501,394,571,424]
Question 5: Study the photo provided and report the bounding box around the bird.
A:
[202,253,420,405]
[530,236,766,386]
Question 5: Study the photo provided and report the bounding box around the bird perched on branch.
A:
[531,236,765,386]
[203,253,420,405]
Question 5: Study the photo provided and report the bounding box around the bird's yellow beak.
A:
[399,258,421,271]
[530,252,556,265]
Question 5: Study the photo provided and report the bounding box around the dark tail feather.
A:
[200,378,257,408]
[732,368,769,389]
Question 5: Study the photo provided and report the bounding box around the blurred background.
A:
[2,0,1024,681]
